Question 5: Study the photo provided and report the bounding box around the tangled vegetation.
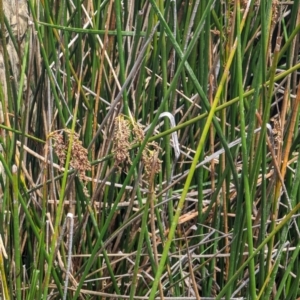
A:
[0,0,300,299]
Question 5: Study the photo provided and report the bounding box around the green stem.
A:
[115,0,129,116]
[235,2,256,298]
[215,201,300,300]
[12,165,21,300]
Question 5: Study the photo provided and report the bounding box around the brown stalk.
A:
[273,83,300,213]
[183,231,201,300]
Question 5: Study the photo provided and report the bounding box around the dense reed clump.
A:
[0,0,300,299]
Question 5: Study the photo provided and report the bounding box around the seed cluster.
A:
[49,129,91,186]
[112,115,132,166]
[113,115,162,180]
[141,143,162,180]
[270,116,282,153]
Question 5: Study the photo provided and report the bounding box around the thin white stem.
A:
[63,213,74,300]
[145,112,180,160]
